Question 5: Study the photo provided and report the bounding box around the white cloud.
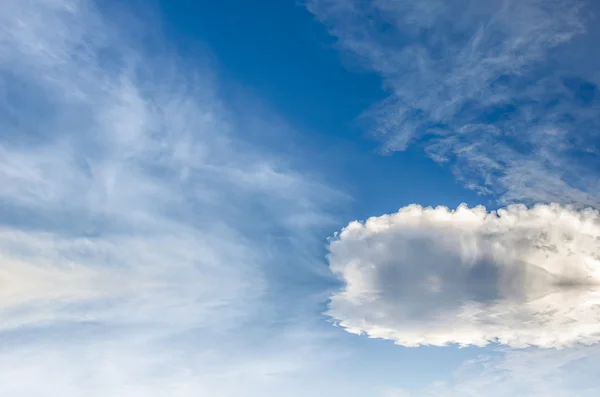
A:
[0,0,342,394]
[307,0,600,205]
[420,345,600,397]
[376,345,600,397]
[328,204,600,348]
[382,389,414,397]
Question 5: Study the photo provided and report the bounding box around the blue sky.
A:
[1,0,600,396]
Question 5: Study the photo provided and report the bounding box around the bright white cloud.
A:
[308,0,600,205]
[0,0,342,394]
[328,204,600,348]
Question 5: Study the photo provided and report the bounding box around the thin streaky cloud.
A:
[307,0,600,205]
[0,0,343,395]
[415,345,600,397]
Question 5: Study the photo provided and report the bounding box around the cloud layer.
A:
[308,0,600,205]
[328,204,600,348]
[384,345,600,397]
[0,0,340,394]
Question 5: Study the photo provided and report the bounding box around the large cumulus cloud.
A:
[328,204,600,348]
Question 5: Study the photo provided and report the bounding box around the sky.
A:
[0,0,599,396]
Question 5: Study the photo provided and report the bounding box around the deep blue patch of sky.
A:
[155,0,486,223]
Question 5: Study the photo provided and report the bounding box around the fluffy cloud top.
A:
[328,204,600,348]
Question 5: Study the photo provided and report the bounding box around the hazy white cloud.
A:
[328,204,600,348]
[415,345,600,397]
[0,323,336,397]
[308,0,600,205]
[0,0,342,394]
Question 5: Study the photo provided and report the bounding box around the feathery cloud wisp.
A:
[308,0,600,205]
[0,0,341,394]
[381,345,600,397]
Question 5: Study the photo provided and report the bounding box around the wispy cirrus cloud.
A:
[383,345,600,397]
[307,0,600,205]
[0,0,343,394]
